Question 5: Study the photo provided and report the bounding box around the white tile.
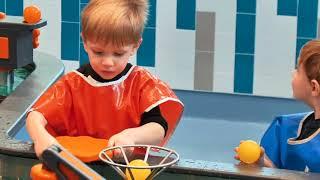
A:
[213,47,235,93]
[196,0,236,92]
[157,0,177,30]
[197,0,237,33]
[62,60,79,73]
[156,28,195,90]
[24,0,61,58]
[142,67,157,76]
[254,0,296,98]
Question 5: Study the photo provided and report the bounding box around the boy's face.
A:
[291,64,312,102]
[83,39,140,79]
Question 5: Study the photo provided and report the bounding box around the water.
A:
[14,116,269,164]
[0,63,34,100]
[167,117,269,163]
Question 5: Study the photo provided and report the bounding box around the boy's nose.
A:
[101,56,114,67]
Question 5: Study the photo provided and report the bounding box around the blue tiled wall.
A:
[61,0,80,61]
[234,0,256,94]
[237,0,256,14]
[176,0,196,30]
[2,0,316,96]
[234,54,254,93]
[0,1,5,12]
[0,0,23,16]
[278,0,319,65]
[137,0,157,67]
[79,1,88,65]
[277,0,297,16]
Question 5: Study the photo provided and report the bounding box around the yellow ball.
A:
[238,140,261,164]
[125,159,151,180]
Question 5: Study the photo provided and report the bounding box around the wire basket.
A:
[99,145,179,179]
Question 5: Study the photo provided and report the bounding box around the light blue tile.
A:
[277,0,297,16]
[235,14,256,54]
[237,0,256,14]
[176,0,195,30]
[6,0,23,16]
[62,0,80,22]
[137,28,155,67]
[234,54,254,94]
[297,0,318,38]
[61,22,80,61]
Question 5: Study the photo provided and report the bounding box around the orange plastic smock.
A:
[31,65,184,145]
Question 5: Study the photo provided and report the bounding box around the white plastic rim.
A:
[99,144,180,169]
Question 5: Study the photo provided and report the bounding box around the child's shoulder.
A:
[130,66,163,83]
[131,66,157,78]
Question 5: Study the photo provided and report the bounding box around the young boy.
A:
[26,0,184,157]
[235,40,320,173]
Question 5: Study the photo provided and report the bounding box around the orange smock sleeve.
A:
[31,75,73,136]
[138,73,184,145]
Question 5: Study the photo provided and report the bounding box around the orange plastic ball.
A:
[24,5,41,23]
[30,163,57,180]
[238,140,261,164]
[0,12,6,19]
[125,159,151,180]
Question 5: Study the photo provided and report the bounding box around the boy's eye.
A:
[93,51,104,56]
[114,52,124,57]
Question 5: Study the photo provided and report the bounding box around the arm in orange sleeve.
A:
[26,76,73,156]
[139,79,183,145]
[26,111,59,157]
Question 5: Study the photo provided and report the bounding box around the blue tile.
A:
[176,0,196,30]
[137,28,155,67]
[237,0,256,14]
[6,0,23,16]
[297,0,318,38]
[146,0,156,28]
[80,3,87,13]
[62,0,80,22]
[61,22,80,60]
[80,43,89,65]
[295,38,312,65]
[81,0,89,3]
[234,54,254,94]
[235,14,256,54]
[0,1,4,12]
[277,0,297,16]
[80,3,87,40]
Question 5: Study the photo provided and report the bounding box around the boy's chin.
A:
[101,74,117,80]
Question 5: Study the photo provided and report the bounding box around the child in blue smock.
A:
[235,40,320,173]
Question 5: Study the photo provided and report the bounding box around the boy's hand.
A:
[34,133,59,158]
[234,140,265,166]
[108,129,136,157]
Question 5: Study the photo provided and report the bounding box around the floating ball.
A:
[125,159,151,180]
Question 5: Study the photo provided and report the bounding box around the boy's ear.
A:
[81,33,88,52]
[131,38,143,55]
[135,38,142,49]
[311,79,320,96]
